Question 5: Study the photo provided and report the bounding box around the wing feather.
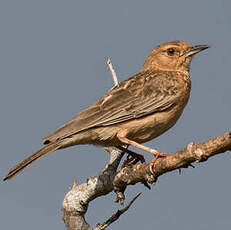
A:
[43,71,180,142]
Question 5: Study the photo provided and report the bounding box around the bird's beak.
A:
[184,45,210,57]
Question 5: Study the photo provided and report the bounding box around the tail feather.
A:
[4,143,60,181]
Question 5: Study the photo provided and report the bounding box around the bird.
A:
[4,41,210,181]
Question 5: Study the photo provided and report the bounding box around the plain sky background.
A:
[1,0,231,229]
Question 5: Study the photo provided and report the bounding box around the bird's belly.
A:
[117,106,184,144]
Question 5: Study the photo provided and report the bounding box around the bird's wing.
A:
[43,70,180,143]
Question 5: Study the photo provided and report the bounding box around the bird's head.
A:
[142,41,210,73]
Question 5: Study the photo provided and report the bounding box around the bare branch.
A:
[113,130,231,204]
[107,58,119,86]
[95,193,141,230]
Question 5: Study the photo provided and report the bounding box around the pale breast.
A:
[115,72,191,144]
[116,104,185,143]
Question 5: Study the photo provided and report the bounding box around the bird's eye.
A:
[167,48,175,56]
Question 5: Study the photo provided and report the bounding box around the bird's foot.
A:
[151,151,169,161]
[117,146,145,168]
[121,155,136,168]
[149,151,170,173]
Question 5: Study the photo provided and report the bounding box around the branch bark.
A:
[62,148,123,230]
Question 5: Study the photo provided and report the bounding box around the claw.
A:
[149,151,170,174]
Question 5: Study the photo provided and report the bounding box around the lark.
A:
[4,41,209,180]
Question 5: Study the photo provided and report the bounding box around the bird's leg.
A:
[117,135,169,164]
[117,146,145,164]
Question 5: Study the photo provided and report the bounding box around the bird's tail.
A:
[4,142,61,181]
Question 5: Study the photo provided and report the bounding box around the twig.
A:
[107,58,119,86]
[95,193,141,230]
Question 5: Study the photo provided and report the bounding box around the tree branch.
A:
[113,130,231,204]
